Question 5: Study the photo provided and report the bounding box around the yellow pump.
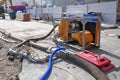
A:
[71,30,93,46]
[58,18,100,47]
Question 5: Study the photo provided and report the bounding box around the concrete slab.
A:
[19,59,95,80]
[0,20,53,39]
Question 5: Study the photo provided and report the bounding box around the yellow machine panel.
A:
[58,19,70,40]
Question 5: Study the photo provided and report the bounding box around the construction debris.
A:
[0,40,22,80]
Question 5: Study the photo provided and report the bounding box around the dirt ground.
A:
[0,40,22,80]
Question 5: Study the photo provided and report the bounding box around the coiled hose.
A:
[39,39,65,80]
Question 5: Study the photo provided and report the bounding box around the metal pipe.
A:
[81,18,87,50]
[13,40,28,48]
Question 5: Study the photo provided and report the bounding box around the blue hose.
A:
[40,42,65,80]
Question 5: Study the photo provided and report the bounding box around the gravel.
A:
[0,40,22,80]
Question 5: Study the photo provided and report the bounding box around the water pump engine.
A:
[58,18,100,47]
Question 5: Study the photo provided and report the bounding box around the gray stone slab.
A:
[0,20,53,39]
[19,59,95,80]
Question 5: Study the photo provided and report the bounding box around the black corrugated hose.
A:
[30,21,58,42]
[56,51,109,80]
